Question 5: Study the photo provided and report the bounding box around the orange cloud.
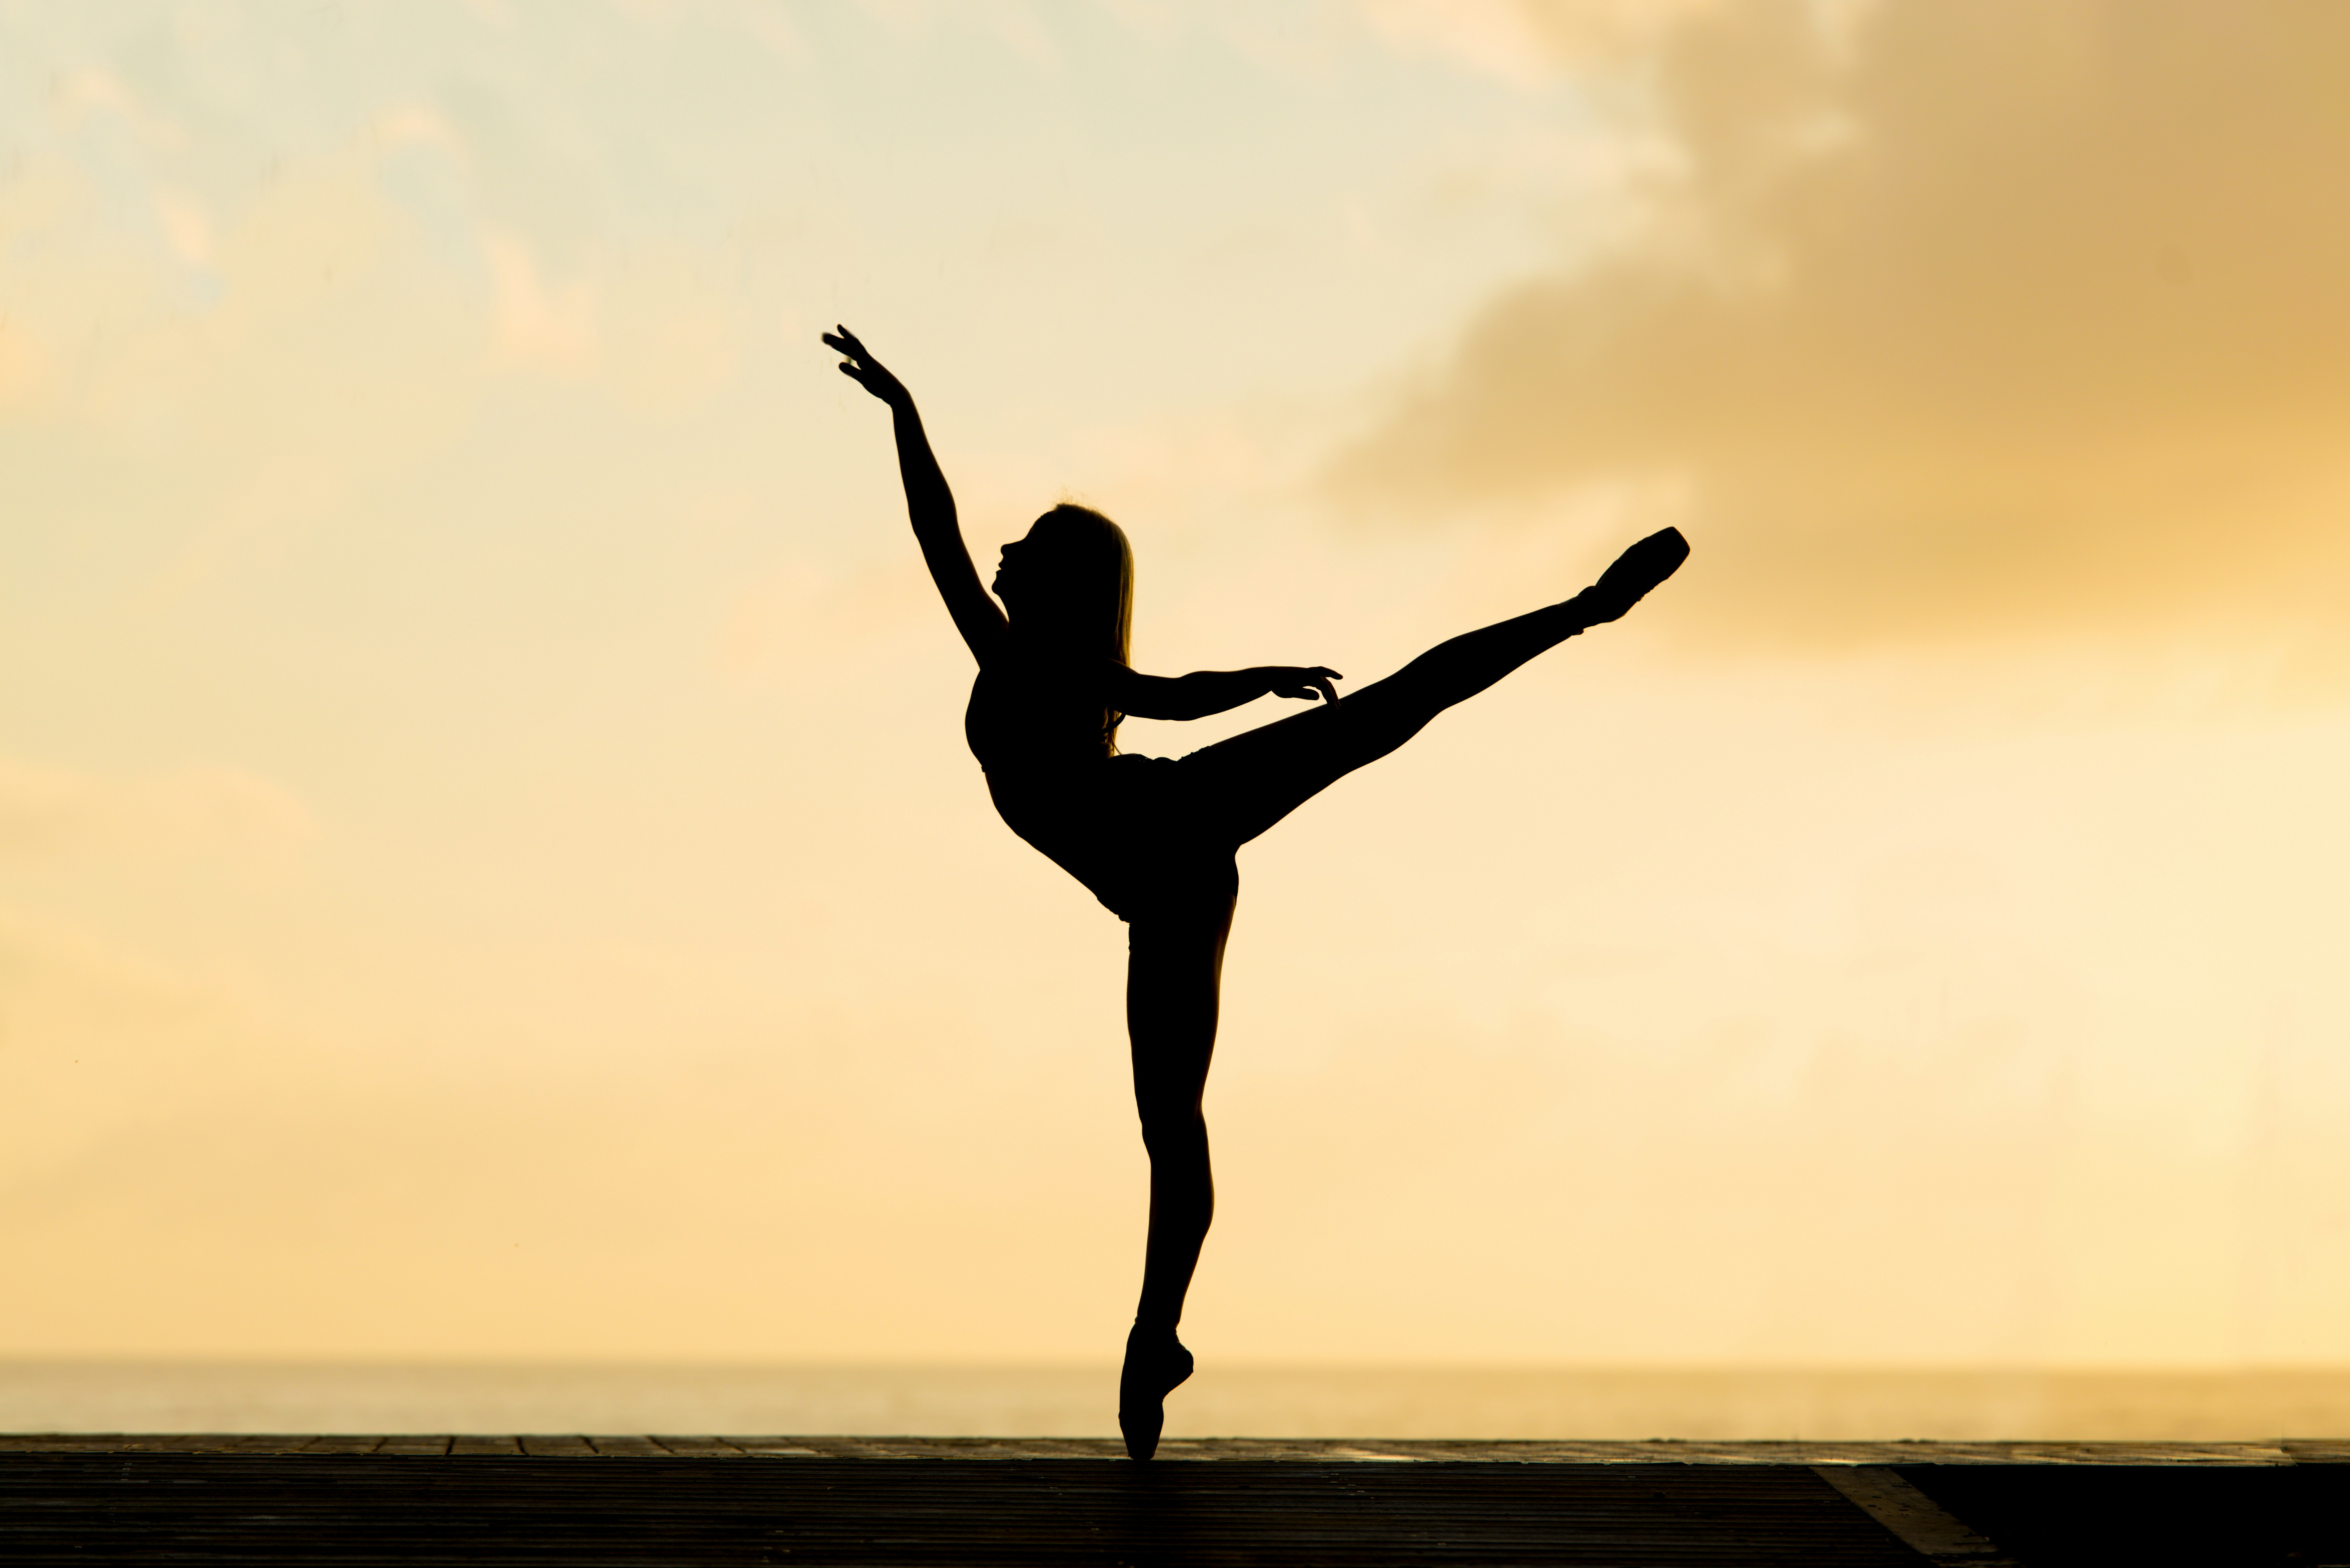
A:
[1334,1,2350,654]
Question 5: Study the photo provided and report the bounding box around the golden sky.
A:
[3,0,2348,1371]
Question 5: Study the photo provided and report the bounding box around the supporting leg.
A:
[1119,894,1235,1459]
[1105,530,1686,1457]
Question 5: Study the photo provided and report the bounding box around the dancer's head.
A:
[994,503,1134,666]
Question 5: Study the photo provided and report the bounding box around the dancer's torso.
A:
[967,654,1226,921]
[964,651,1119,777]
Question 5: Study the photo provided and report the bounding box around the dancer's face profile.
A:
[993,516,1086,608]
[988,535,1038,606]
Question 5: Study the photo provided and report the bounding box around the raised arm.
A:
[1112,664,1342,721]
[825,326,1006,664]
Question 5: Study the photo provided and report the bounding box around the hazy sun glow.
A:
[3,1,2347,1374]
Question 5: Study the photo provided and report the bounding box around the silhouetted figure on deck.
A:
[825,327,1689,1460]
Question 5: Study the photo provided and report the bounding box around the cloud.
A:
[1362,0,1743,81]
[1332,1,2350,653]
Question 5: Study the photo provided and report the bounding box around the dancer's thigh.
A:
[1176,680,1428,848]
[1081,755,1237,923]
[1125,897,1234,1119]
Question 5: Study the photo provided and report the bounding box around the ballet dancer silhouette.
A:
[825,327,1688,1459]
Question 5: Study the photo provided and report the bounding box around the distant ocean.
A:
[6,1363,2349,1440]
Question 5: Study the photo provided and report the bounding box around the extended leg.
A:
[1119,893,1236,1459]
[1188,527,1690,847]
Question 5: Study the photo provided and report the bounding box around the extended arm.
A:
[824,326,1006,664]
[1113,664,1342,721]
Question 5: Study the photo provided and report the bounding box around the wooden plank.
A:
[376,1436,453,1455]
[2286,1440,2350,1463]
[1903,1461,2318,1565]
[1816,1466,2021,1565]
[1993,1441,2290,1466]
[0,1452,1937,1564]
[0,1435,138,1452]
[6,1440,2347,1563]
[0,1434,2340,1463]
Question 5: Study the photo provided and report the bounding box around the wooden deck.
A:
[4,1436,2344,1564]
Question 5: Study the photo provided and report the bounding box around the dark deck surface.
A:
[5,1436,2346,1566]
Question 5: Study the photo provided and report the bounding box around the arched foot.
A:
[1118,1325,1194,1461]
[1583,526,1691,621]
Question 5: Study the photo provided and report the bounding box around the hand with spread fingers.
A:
[1268,666,1343,704]
[824,325,911,409]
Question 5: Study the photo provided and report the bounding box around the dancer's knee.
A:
[1139,1105,1208,1161]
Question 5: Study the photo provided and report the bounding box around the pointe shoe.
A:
[1583,526,1691,622]
[1118,1327,1194,1461]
